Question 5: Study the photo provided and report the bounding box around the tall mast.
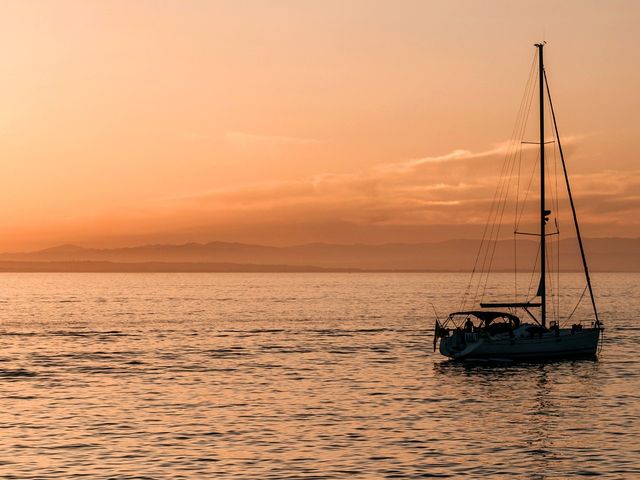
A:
[537,42,546,328]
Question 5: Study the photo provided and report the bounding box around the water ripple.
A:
[0,272,636,478]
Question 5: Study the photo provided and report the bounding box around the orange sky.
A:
[0,0,638,251]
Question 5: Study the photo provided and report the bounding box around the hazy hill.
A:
[0,261,354,273]
[0,237,638,272]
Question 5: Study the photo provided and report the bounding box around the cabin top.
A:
[448,310,520,326]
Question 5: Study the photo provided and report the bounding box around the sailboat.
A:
[433,43,603,361]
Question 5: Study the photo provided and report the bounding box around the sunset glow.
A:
[2,4,640,479]
[0,1,638,250]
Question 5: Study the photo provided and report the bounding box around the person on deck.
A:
[464,317,474,333]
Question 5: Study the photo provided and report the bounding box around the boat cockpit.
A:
[448,311,519,334]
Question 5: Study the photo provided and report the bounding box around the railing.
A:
[464,332,479,342]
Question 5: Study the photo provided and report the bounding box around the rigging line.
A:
[553,115,561,320]
[515,151,539,230]
[513,74,539,230]
[554,134,561,218]
[514,61,538,202]
[506,55,536,155]
[461,149,511,309]
[544,69,600,323]
[514,101,529,303]
[545,101,560,272]
[459,159,503,308]
[478,61,538,303]
[544,149,556,298]
[546,238,557,322]
[513,70,537,230]
[481,54,537,297]
[475,173,511,302]
[514,153,526,302]
[514,149,523,302]
[512,61,537,172]
[481,176,521,303]
[545,101,562,299]
[504,77,535,230]
[546,94,562,319]
[598,329,604,355]
[473,133,523,302]
[514,230,517,302]
[526,241,541,299]
[566,284,588,323]
[462,52,537,309]
[545,154,555,216]
[513,55,538,273]
[548,106,561,318]
[461,194,503,308]
[461,129,524,308]
[476,146,517,302]
[557,237,560,319]
[508,53,538,156]
[473,157,512,304]
[506,52,538,171]
[549,222,560,322]
[549,98,561,220]
[481,143,521,301]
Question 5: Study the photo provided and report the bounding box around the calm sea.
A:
[0,272,637,479]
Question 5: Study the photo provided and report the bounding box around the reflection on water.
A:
[0,272,637,478]
[433,360,609,478]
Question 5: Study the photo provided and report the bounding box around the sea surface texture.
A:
[0,273,636,479]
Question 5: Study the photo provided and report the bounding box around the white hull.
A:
[439,327,600,361]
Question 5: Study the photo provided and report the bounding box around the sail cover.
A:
[535,276,544,297]
[450,311,520,325]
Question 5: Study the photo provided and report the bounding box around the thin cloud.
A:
[177,143,513,227]
[225,131,322,150]
[378,144,509,174]
[13,137,632,251]
[174,136,634,232]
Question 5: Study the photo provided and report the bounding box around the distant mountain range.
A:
[0,237,638,272]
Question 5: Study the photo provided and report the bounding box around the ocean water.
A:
[0,272,637,479]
